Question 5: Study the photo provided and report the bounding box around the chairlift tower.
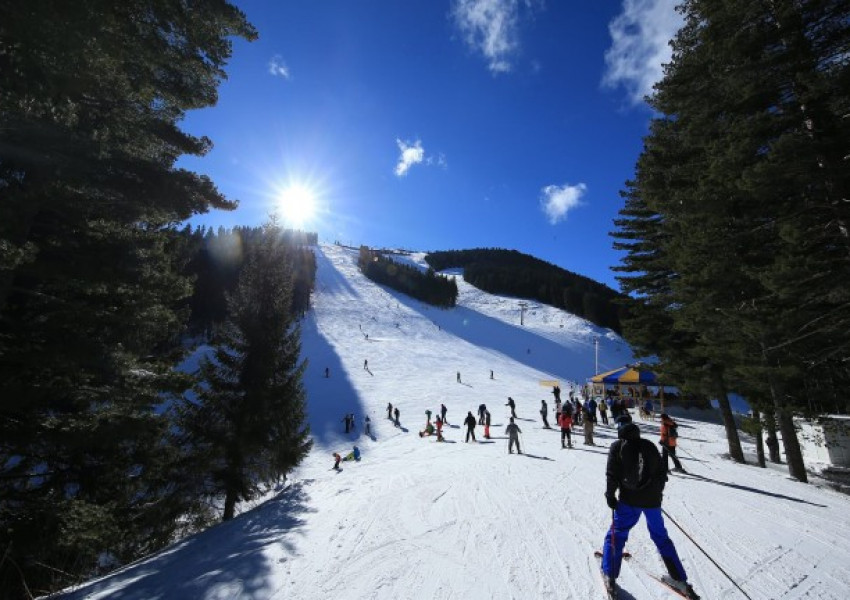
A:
[518,302,528,326]
[594,335,600,375]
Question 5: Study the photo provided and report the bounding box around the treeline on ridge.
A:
[182,226,317,337]
[358,246,458,308]
[424,249,623,332]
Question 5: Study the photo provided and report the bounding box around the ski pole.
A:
[662,508,753,600]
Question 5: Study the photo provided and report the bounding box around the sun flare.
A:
[278,183,316,227]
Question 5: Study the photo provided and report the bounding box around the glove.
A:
[605,492,618,510]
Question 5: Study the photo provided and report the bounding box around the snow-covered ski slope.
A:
[56,244,850,600]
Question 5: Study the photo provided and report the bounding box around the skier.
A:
[364,415,371,437]
[506,417,522,454]
[557,407,573,449]
[364,359,368,370]
[490,370,494,379]
[387,402,393,420]
[464,411,477,443]
[419,422,435,437]
[540,399,550,428]
[478,403,487,425]
[659,413,685,473]
[342,414,351,434]
[599,397,609,425]
[325,367,329,378]
[552,385,561,403]
[583,401,595,446]
[440,403,449,425]
[457,371,461,383]
[505,396,517,419]
[435,415,445,441]
[333,452,342,470]
[425,409,432,425]
[483,409,491,439]
[600,418,699,599]
[554,397,562,419]
[394,407,400,427]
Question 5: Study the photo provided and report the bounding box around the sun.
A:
[278,183,316,228]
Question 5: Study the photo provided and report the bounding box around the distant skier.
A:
[419,422,435,438]
[557,407,573,449]
[582,402,595,446]
[457,371,461,383]
[554,397,562,418]
[478,403,487,425]
[440,403,449,425]
[490,370,494,379]
[364,359,368,370]
[394,407,400,427]
[505,396,517,419]
[333,452,342,470]
[464,411,477,443]
[483,409,491,439]
[552,385,561,403]
[599,398,609,425]
[659,414,685,473]
[540,399,550,428]
[387,402,393,420]
[600,418,699,599]
[506,417,522,454]
[425,409,432,425]
[325,367,329,378]
[435,415,445,442]
[364,415,371,437]
[342,414,351,434]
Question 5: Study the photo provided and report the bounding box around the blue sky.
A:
[181,0,683,290]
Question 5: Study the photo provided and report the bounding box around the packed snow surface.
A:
[55,244,850,600]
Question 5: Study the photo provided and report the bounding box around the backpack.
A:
[619,439,659,490]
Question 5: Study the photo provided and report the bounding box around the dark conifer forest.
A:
[425,248,624,332]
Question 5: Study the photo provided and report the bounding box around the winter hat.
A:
[660,413,670,420]
[618,422,640,441]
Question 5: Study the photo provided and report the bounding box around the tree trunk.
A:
[764,365,808,482]
[711,367,745,463]
[754,411,766,468]
[223,489,237,521]
[763,410,781,464]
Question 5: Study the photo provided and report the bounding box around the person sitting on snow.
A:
[419,422,435,437]
[343,446,361,462]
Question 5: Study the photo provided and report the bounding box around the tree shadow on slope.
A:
[312,245,359,297]
[676,472,827,507]
[366,284,600,382]
[300,313,365,448]
[59,482,315,600]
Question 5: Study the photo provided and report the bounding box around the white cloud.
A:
[394,139,426,177]
[268,55,291,79]
[394,141,448,177]
[602,0,683,104]
[540,183,586,224]
[451,0,537,74]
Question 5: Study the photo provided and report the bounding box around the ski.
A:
[594,552,619,600]
[646,574,700,599]
[600,551,699,600]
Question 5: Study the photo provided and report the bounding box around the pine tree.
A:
[0,2,256,596]
[182,223,312,521]
[612,0,850,481]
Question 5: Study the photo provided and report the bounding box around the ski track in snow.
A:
[53,244,850,600]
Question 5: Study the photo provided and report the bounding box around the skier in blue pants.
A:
[600,416,699,599]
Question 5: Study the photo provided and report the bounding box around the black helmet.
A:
[618,422,640,441]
